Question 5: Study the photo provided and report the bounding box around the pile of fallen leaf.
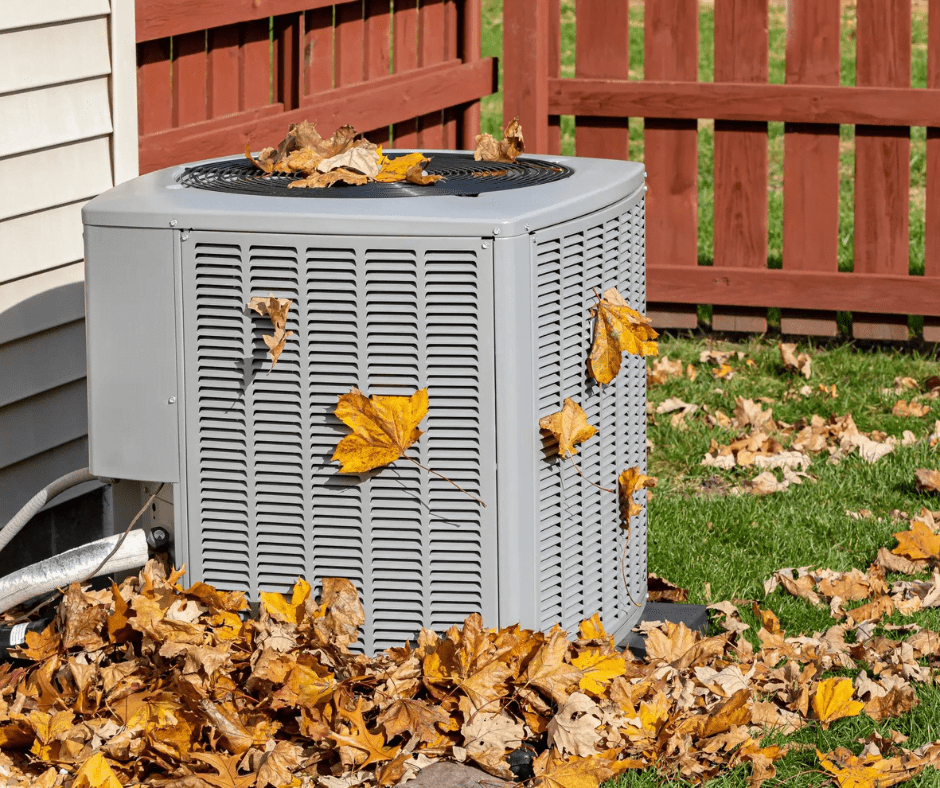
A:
[244,118,526,190]
[2,536,940,788]
[649,343,940,497]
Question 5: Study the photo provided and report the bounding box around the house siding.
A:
[0,0,139,523]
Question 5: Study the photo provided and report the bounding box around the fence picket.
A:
[241,19,273,110]
[393,0,419,147]
[418,0,447,149]
[853,0,912,341]
[364,0,392,144]
[574,0,630,160]
[138,40,172,135]
[925,0,940,341]
[303,8,334,97]
[644,0,699,330]
[711,0,769,334]
[173,31,208,127]
[460,0,483,149]
[443,0,459,148]
[780,0,841,337]
[274,13,302,112]
[207,25,241,118]
[336,1,366,88]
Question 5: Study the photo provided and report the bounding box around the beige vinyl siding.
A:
[0,0,138,523]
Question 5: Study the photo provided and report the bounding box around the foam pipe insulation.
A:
[0,530,149,614]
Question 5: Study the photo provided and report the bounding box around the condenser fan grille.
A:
[178,153,573,198]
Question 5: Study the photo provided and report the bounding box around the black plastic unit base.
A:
[618,602,710,659]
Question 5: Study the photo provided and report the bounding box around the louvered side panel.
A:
[534,192,647,636]
[183,231,498,655]
[189,242,253,592]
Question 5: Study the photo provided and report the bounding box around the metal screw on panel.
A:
[525,224,531,231]
[493,228,501,235]
[643,171,648,178]
[181,231,190,241]
[481,242,489,249]
[169,219,178,227]
[168,396,177,404]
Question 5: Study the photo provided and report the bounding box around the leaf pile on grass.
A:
[0,553,939,788]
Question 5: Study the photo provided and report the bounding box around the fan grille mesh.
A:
[178,153,573,198]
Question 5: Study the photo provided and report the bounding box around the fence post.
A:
[503,0,551,153]
[780,0,841,337]
[853,0,911,341]
[644,0,699,331]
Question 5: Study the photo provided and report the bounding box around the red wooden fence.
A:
[504,0,940,341]
[135,0,495,175]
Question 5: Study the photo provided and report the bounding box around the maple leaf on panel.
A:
[812,678,864,729]
[332,388,428,473]
[570,651,626,696]
[587,287,658,385]
[892,520,940,561]
[247,293,293,367]
[332,388,484,505]
[539,399,598,458]
[617,468,657,526]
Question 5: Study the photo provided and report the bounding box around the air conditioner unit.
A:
[82,151,648,653]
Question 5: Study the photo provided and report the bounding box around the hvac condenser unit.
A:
[83,152,648,653]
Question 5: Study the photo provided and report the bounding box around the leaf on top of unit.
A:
[587,287,658,385]
[539,398,598,458]
[332,387,429,474]
[247,293,293,366]
[474,117,525,163]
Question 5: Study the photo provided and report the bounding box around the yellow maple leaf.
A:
[578,613,608,641]
[892,520,940,560]
[812,678,864,729]
[571,650,626,695]
[587,287,658,385]
[375,151,437,183]
[260,577,311,624]
[73,752,123,788]
[332,387,428,473]
[539,399,598,458]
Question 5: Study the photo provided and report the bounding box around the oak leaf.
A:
[331,699,400,771]
[540,399,598,458]
[332,387,428,473]
[570,651,625,695]
[587,288,658,384]
[812,678,864,729]
[892,520,940,560]
[247,293,293,366]
[190,751,256,788]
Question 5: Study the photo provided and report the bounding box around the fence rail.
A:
[136,0,495,175]
[504,0,940,341]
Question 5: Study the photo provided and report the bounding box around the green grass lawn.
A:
[481,0,930,332]
[635,335,940,787]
